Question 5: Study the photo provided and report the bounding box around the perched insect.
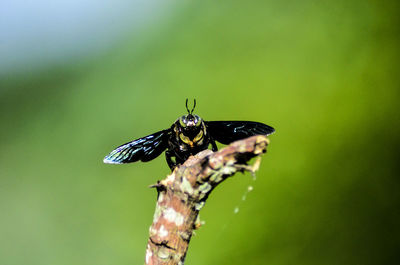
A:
[103,99,275,170]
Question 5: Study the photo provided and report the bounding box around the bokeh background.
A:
[1,1,399,264]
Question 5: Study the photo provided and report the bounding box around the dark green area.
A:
[1,1,399,264]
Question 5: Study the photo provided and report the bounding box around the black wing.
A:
[205,121,275,145]
[103,129,170,164]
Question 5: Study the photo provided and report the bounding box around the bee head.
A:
[179,98,202,128]
[179,99,203,128]
[176,99,205,146]
[179,114,202,128]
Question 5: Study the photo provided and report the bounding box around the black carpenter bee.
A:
[103,99,275,170]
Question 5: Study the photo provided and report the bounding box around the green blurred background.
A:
[1,1,399,264]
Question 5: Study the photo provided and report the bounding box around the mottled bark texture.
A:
[145,135,270,265]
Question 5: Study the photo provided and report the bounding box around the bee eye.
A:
[194,115,202,127]
[179,117,186,127]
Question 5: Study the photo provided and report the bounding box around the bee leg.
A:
[165,150,177,170]
[210,138,218,152]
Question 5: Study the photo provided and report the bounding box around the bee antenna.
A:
[185,98,190,114]
[191,99,196,114]
[185,98,197,114]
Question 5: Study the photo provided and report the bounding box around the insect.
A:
[103,99,275,170]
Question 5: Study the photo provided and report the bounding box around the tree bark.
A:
[145,135,270,265]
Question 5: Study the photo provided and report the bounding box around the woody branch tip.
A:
[145,135,270,265]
